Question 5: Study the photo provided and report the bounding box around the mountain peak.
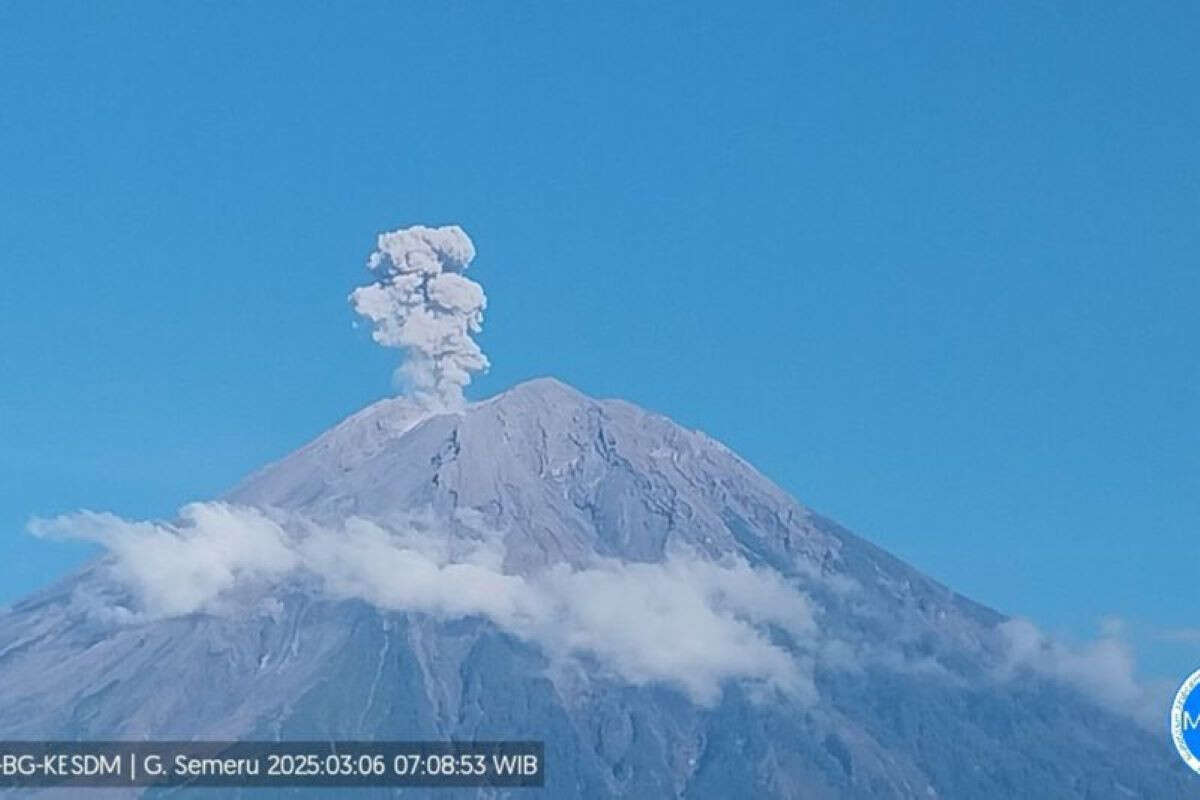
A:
[7,377,1182,797]
[227,377,827,569]
[491,375,585,400]
[227,378,597,512]
[473,375,592,417]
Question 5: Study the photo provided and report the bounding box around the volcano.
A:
[0,378,1186,798]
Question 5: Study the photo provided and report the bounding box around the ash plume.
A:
[349,224,487,409]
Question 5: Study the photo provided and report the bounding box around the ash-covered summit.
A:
[2,378,1187,798]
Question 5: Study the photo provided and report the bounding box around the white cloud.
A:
[30,503,816,706]
[997,618,1166,730]
[30,504,298,618]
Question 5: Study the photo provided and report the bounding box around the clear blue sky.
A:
[1,3,1196,677]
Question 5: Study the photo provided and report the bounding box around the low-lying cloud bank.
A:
[29,504,1167,724]
[997,618,1167,730]
[30,503,816,706]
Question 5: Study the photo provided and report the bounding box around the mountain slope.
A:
[0,378,1187,798]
